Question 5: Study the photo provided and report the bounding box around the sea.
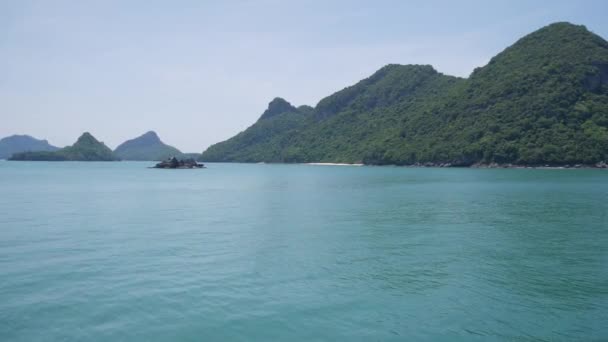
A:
[1,161,607,341]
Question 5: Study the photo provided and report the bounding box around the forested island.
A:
[10,133,118,161]
[200,22,608,167]
[0,135,59,159]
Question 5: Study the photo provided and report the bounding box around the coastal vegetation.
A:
[200,22,608,166]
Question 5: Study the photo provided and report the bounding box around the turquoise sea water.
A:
[0,161,607,341]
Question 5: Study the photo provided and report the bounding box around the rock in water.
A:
[152,157,205,169]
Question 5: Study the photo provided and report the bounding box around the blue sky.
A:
[1,0,607,152]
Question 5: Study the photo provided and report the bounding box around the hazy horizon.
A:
[2,0,607,152]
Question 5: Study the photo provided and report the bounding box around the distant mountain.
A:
[0,135,59,159]
[114,131,182,161]
[201,22,608,166]
[10,132,118,161]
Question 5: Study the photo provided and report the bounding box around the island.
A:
[9,132,118,161]
[200,22,608,168]
[0,135,59,159]
[152,157,205,169]
[114,131,184,161]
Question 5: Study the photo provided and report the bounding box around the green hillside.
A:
[201,22,608,166]
[10,132,118,161]
[200,98,312,162]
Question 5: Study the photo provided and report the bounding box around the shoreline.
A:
[302,161,608,169]
[376,163,608,169]
[5,159,607,169]
[469,164,607,169]
[305,162,364,166]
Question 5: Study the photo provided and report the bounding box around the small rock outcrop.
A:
[152,157,205,169]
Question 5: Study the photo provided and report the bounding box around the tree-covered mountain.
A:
[10,132,118,161]
[114,131,182,161]
[0,135,59,159]
[201,22,608,166]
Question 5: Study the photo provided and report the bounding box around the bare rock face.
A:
[153,157,205,169]
[596,161,608,168]
[584,62,608,92]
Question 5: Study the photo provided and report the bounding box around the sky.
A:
[1,0,607,152]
